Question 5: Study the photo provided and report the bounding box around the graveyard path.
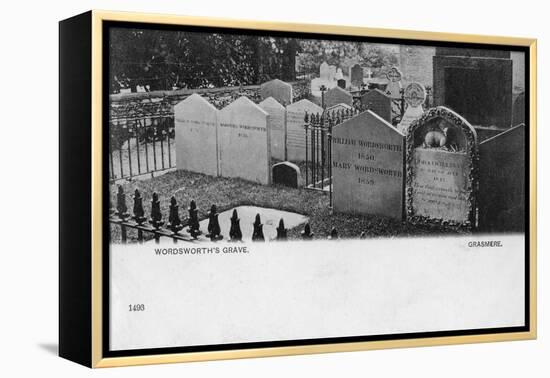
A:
[110,170,469,243]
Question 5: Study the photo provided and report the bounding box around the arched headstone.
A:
[405,106,478,228]
[332,110,405,220]
[360,89,392,123]
[259,97,286,161]
[260,79,293,106]
[324,86,353,109]
[174,93,219,176]
[219,96,270,184]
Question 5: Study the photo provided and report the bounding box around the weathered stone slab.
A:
[260,79,293,105]
[360,89,392,123]
[219,96,270,184]
[259,97,286,161]
[350,64,364,88]
[285,99,323,161]
[324,86,353,109]
[433,55,512,127]
[512,91,525,126]
[272,161,302,188]
[174,93,219,176]
[478,124,525,232]
[406,106,478,227]
[332,110,405,220]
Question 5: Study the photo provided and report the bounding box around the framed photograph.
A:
[59,10,537,368]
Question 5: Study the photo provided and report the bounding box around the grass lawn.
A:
[110,169,467,243]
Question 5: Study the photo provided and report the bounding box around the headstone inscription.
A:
[260,79,293,105]
[350,64,364,88]
[174,93,219,176]
[478,124,525,232]
[433,48,512,127]
[285,99,324,161]
[397,82,426,134]
[324,86,353,109]
[360,89,392,123]
[386,66,403,99]
[405,106,478,228]
[332,110,405,220]
[218,96,271,185]
[259,97,286,161]
[272,161,302,188]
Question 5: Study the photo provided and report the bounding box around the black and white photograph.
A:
[105,21,530,355]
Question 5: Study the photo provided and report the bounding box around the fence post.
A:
[229,209,243,242]
[132,189,146,243]
[149,192,164,243]
[276,219,288,240]
[251,214,265,242]
[168,196,184,243]
[116,185,130,243]
[301,223,314,240]
[187,200,201,238]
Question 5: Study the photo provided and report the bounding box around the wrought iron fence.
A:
[109,98,175,182]
[110,186,343,243]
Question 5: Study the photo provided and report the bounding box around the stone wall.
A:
[110,80,310,111]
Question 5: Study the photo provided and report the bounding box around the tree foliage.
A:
[109,28,298,93]
[108,28,397,94]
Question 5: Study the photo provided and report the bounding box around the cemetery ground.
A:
[110,169,469,243]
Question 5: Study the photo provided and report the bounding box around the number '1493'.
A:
[129,304,145,312]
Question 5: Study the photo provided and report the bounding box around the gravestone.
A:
[397,82,426,134]
[219,96,270,184]
[332,110,405,220]
[350,64,364,88]
[386,66,403,99]
[260,79,293,106]
[328,65,337,82]
[310,77,336,98]
[406,106,478,227]
[335,68,344,80]
[174,93,219,176]
[478,124,525,232]
[433,51,512,127]
[360,89,392,123]
[324,86,353,109]
[272,161,302,188]
[286,99,324,161]
[320,62,330,80]
[337,79,346,89]
[259,97,286,161]
[512,92,525,126]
